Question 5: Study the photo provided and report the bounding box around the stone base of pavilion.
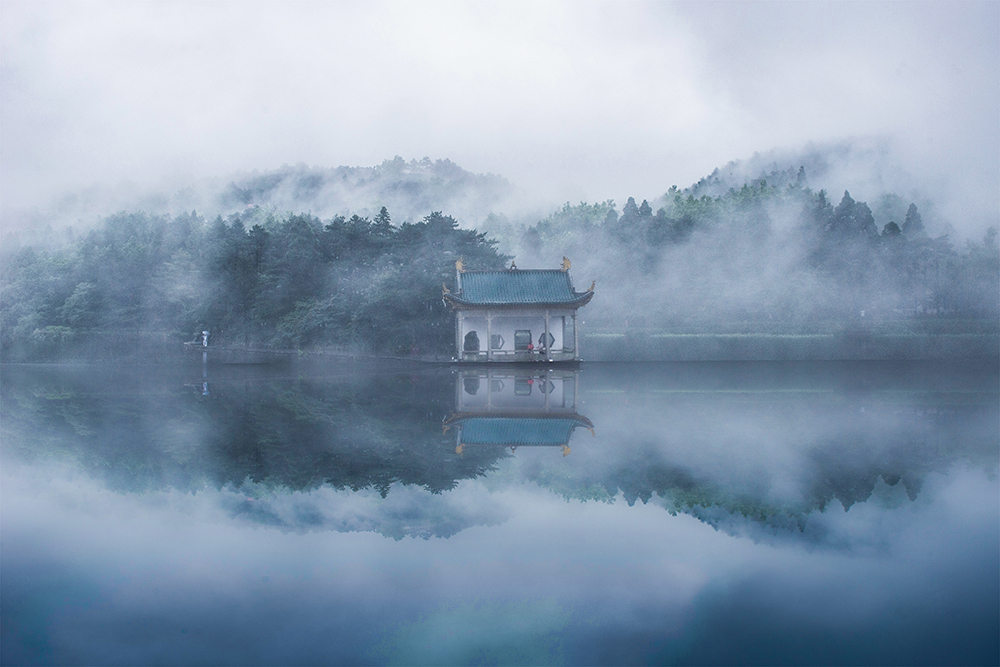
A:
[454,350,581,363]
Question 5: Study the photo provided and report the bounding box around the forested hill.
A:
[1,209,508,361]
[1,158,997,362]
[510,174,998,339]
[214,158,512,225]
[2,157,513,250]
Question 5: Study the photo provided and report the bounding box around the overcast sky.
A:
[2,1,997,234]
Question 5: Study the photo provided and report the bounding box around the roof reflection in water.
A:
[445,369,594,456]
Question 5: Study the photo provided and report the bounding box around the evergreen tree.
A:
[373,206,393,236]
[620,197,640,224]
[902,203,924,236]
[881,221,902,238]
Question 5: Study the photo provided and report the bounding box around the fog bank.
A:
[3,1,997,237]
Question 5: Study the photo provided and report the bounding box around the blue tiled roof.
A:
[459,270,580,305]
[459,417,581,446]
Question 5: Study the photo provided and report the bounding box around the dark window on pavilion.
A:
[514,330,532,351]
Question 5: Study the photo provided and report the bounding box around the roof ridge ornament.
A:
[456,258,464,272]
[589,280,595,292]
[442,283,450,294]
[509,260,517,271]
[561,257,571,271]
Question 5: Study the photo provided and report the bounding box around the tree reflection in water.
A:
[2,361,996,539]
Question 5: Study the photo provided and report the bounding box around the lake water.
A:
[2,361,997,666]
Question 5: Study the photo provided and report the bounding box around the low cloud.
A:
[2,1,996,236]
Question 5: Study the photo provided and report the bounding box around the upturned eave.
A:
[442,290,594,311]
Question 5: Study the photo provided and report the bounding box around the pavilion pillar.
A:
[573,311,579,361]
[544,309,551,362]
[456,311,464,359]
[487,310,493,361]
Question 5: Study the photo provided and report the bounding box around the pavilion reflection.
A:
[444,369,594,456]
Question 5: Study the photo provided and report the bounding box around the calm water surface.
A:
[2,361,997,665]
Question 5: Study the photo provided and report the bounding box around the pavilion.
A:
[443,258,594,362]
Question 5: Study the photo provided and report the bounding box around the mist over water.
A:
[2,3,998,664]
[2,361,997,664]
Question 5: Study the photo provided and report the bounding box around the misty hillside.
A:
[2,157,514,250]
[490,156,996,355]
[681,142,923,206]
[211,157,513,225]
[1,152,997,363]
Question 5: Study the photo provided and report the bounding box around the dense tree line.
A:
[2,157,515,250]
[1,207,508,360]
[517,171,998,325]
[2,165,997,362]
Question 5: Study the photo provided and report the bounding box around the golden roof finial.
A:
[562,444,571,457]
[561,256,571,271]
[456,258,464,272]
[588,280,596,292]
[442,283,450,294]
[455,444,464,456]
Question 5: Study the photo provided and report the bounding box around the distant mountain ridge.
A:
[668,139,928,220]
[2,141,940,246]
[212,157,513,223]
[2,157,514,249]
